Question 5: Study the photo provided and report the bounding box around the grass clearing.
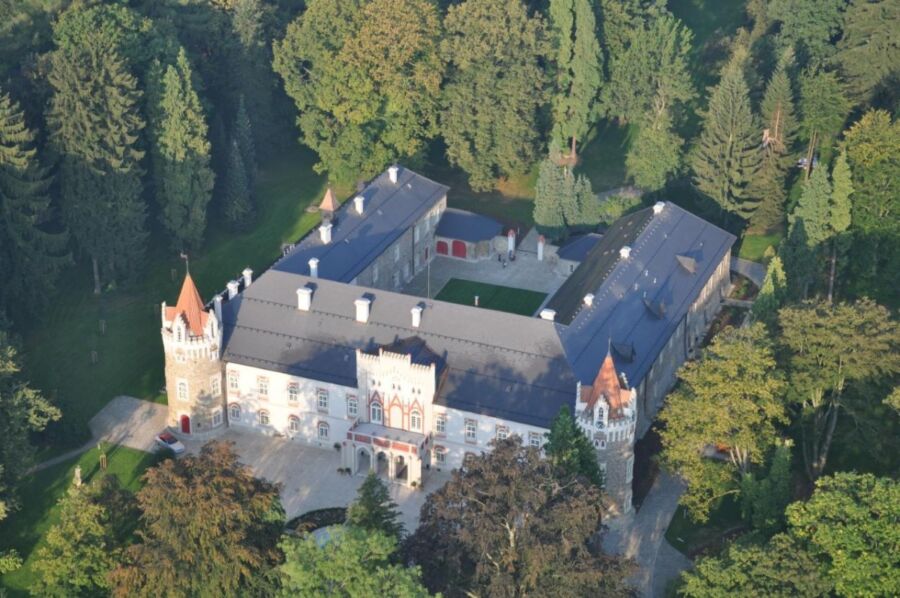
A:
[665,496,745,558]
[577,120,632,191]
[0,444,162,595]
[23,145,325,453]
[738,232,783,263]
[435,278,547,316]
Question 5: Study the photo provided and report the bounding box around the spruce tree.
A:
[544,405,604,488]
[533,159,567,240]
[231,0,276,155]
[626,113,683,190]
[750,54,798,232]
[154,49,215,251]
[222,138,254,229]
[751,255,788,329]
[826,152,852,302]
[549,0,603,159]
[233,94,257,188]
[47,42,147,294]
[691,50,762,223]
[798,70,849,168]
[346,472,404,539]
[0,91,69,319]
[572,174,600,228]
[790,165,832,249]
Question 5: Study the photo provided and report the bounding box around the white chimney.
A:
[411,305,423,328]
[653,201,666,214]
[537,234,545,261]
[354,298,371,323]
[242,268,253,287]
[319,222,333,244]
[354,195,365,215]
[583,293,595,307]
[296,287,312,311]
[619,245,632,259]
[213,294,223,322]
[540,308,556,321]
[507,229,516,253]
[226,280,239,299]
[388,165,399,184]
[309,257,319,278]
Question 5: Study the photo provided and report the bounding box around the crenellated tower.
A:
[161,272,226,437]
[575,351,637,515]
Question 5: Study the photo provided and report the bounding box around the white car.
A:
[155,431,186,454]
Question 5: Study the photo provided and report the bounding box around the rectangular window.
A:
[434,447,446,465]
[394,245,400,262]
[414,224,420,242]
[347,396,358,418]
[257,376,269,398]
[435,414,446,436]
[317,389,329,412]
[229,404,241,421]
[228,371,239,391]
[496,425,508,441]
[177,380,188,402]
[625,456,634,484]
[259,411,270,426]
[465,419,477,444]
[288,383,299,403]
[210,376,221,398]
[528,432,541,448]
[372,263,379,283]
[212,409,222,427]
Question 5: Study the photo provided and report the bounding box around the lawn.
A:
[0,444,163,595]
[738,232,783,263]
[24,144,326,453]
[665,496,746,558]
[576,120,632,192]
[434,279,547,317]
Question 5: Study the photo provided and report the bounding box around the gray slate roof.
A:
[273,167,448,282]
[221,270,577,428]
[435,208,502,243]
[219,187,734,430]
[557,233,603,262]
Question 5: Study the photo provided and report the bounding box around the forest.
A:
[0,0,897,596]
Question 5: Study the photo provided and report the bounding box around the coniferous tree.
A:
[0,91,69,320]
[691,50,762,223]
[47,41,147,294]
[826,151,852,302]
[626,113,683,190]
[533,158,567,239]
[790,164,832,249]
[751,255,788,329]
[440,0,548,191]
[798,69,849,168]
[231,0,276,155]
[222,139,254,230]
[544,406,603,487]
[548,0,603,160]
[750,53,798,232]
[835,0,900,105]
[233,94,256,188]
[739,442,792,534]
[767,0,845,68]
[154,49,215,251]
[597,0,666,64]
[346,472,404,539]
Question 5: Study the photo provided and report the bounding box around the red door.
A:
[436,240,449,255]
[451,240,467,259]
[180,415,191,434]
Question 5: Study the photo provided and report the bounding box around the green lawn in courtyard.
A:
[435,279,547,317]
[0,444,163,595]
[665,496,745,558]
[24,144,326,453]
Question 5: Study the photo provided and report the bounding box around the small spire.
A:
[172,272,207,336]
[319,187,339,213]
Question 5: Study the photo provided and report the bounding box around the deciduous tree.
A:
[440,0,548,190]
[109,441,284,597]
[346,472,403,539]
[406,437,631,596]
[659,324,787,522]
[626,113,683,190]
[768,0,846,68]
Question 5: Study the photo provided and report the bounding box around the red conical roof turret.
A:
[167,273,208,337]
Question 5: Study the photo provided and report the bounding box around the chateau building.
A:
[161,165,734,515]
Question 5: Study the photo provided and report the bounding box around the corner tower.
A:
[161,273,225,437]
[575,352,637,515]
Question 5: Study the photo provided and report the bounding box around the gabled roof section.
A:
[581,352,632,419]
[557,233,603,262]
[319,187,340,212]
[273,166,448,283]
[166,273,208,336]
[436,208,501,243]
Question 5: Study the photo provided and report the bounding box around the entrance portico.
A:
[342,422,428,487]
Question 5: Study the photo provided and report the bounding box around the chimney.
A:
[354,195,365,215]
[537,234,545,261]
[319,222,333,244]
[583,293,594,307]
[411,305,423,328]
[388,165,399,184]
[653,201,666,215]
[619,245,632,259]
[296,286,313,311]
[309,257,319,278]
[507,229,516,253]
[540,308,556,321]
[354,297,371,323]
[226,280,239,299]
[213,294,223,323]
[242,268,253,288]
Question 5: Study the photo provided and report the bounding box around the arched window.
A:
[317,421,329,439]
[258,410,270,426]
[289,416,300,434]
[370,401,383,424]
[229,403,241,421]
[177,381,188,402]
[410,409,422,432]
